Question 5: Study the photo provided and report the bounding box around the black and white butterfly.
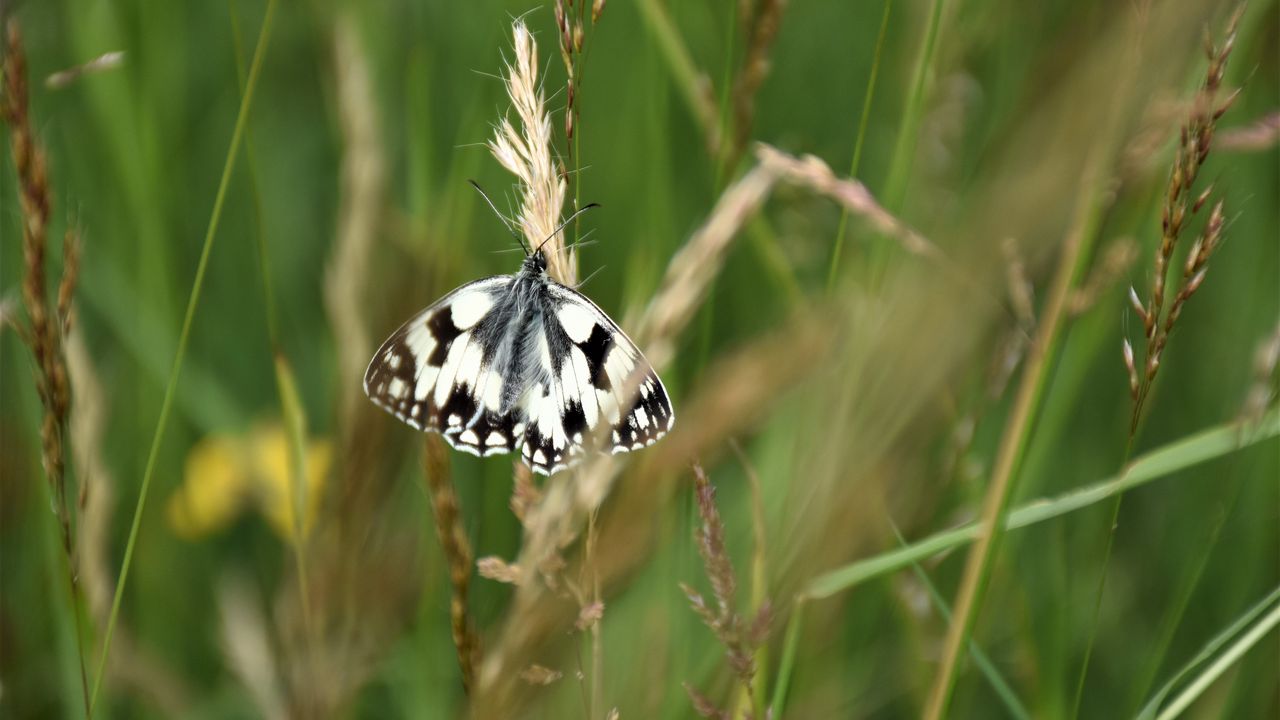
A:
[363,240,674,475]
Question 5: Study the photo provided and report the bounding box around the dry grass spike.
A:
[490,20,573,284]
[1125,6,1242,433]
[3,17,89,715]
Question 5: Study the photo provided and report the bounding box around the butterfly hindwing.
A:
[364,275,521,456]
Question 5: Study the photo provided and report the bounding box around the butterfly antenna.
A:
[535,202,601,256]
[469,180,528,253]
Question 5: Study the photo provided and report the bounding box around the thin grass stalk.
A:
[554,0,604,247]
[228,0,278,345]
[889,521,1032,720]
[1067,429,1136,720]
[588,509,603,719]
[423,435,479,693]
[826,0,893,294]
[711,1,737,193]
[881,0,944,212]
[768,597,804,716]
[868,0,945,287]
[721,0,787,181]
[553,8,607,704]
[228,0,314,660]
[1126,452,1244,714]
[1075,12,1242,713]
[636,0,721,154]
[732,440,770,717]
[90,1,278,710]
[3,19,89,716]
[923,148,1114,719]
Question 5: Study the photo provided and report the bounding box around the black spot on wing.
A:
[578,324,614,392]
[426,309,462,367]
[563,401,588,439]
[437,384,478,430]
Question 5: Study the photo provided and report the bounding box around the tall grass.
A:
[2,1,1276,718]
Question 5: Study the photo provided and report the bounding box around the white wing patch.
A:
[557,301,596,343]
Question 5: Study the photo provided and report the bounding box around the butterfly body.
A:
[364,250,674,475]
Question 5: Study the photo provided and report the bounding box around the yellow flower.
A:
[248,424,330,541]
[166,423,330,543]
[167,434,247,539]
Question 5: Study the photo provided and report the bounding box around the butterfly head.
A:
[522,248,549,275]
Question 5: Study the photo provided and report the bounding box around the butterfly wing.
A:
[518,282,675,475]
[364,275,524,457]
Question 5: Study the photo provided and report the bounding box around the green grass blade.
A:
[88,1,279,713]
[826,0,892,294]
[636,0,719,149]
[881,0,944,214]
[803,409,1280,600]
[768,598,806,717]
[1143,586,1280,720]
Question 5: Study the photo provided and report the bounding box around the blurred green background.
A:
[2,0,1277,718]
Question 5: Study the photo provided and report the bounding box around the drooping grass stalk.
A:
[800,408,1279,599]
[826,0,892,294]
[90,1,278,712]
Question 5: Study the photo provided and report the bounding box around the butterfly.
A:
[363,227,674,475]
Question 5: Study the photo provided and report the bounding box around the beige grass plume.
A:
[489,21,574,284]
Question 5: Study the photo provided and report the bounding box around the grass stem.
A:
[89,1,278,712]
[922,146,1103,720]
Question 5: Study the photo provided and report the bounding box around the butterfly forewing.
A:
[364,276,522,456]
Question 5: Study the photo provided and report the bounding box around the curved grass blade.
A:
[804,409,1280,600]
[1136,585,1280,720]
